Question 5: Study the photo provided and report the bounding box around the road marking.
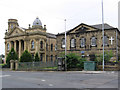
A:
[41,79,46,82]
[0,75,11,78]
[49,84,53,86]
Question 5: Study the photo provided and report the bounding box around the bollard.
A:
[10,60,14,70]
[15,60,19,70]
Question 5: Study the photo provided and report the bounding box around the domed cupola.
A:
[32,17,42,28]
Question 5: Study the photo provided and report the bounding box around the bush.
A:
[95,50,113,64]
[66,53,86,69]
[20,50,32,62]
[35,52,40,62]
[6,48,18,67]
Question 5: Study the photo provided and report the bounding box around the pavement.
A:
[1,71,119,89]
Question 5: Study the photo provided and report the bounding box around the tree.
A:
[35,52,40,62]
[20,50,32,62]
[6,48,18,67]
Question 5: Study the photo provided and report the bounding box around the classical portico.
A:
[6,40,25,58]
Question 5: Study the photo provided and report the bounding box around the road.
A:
[1,71,119,88]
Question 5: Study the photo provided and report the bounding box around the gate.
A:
[18,61,57,71]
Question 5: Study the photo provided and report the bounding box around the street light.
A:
[64,19,67,71]
[102,0,105,71]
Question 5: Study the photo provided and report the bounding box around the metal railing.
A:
[18,61,58,71]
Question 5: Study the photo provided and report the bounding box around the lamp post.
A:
[102,0,105,71]
[64,19,67,71]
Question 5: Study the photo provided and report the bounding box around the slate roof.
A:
[46,33,56,38]
[91,23,115,30]
[57,23,116,35]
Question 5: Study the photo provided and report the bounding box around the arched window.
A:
[62,38,65,48]
[71,38,75,48]
[104,36,108,46]
[51,44,53,51]
[91,37,97,46]
[11,24,13,29]
[40,41,43,49]
[80,38,85,47]
[7,43,9,50]
[31,40,34,49]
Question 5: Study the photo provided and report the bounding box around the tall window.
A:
[104,36,108,46]
[71,38,75,48]
[31,40,34,49]
[80,38,85,47]
[40,41,43,49]
[51,44,53,51]
[7,43,9,50]
[11,24,13,29]
[51,55,53,62]
[91,37,97,46]
[62,38,65,48]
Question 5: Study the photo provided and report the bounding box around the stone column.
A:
[15,60,19,70]
[10,60,14,70]
[35,39,39,53]
[19,40,21,58]
[14,41,16,52]
[24,40,26,51]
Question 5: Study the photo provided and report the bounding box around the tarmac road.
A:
[1,71,119,89]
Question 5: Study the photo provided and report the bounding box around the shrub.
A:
[95,50,113,64]
[6,48,18,67]
[66,53,86,69]
[20,50,32,62]
[35,52,40,62]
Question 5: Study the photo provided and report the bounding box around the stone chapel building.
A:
[4,18,120,62]
[5,18,57,62]
[56,23,120,61]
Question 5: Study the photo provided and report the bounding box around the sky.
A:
[0,0,119,55]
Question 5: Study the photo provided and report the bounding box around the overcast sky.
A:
[0,0,119,55]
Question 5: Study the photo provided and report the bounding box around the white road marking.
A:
[49,84,53,86]
[41,79,46,82]
[0,75,11,78]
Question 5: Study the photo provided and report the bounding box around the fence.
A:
[18,61,58,71]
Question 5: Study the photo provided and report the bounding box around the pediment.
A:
[68,23,98,34]
[7,27,25,36]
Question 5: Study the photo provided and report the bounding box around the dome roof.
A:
[33,17,42,26]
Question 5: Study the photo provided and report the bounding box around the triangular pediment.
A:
[7,27,25,36]
[68,23,99,34]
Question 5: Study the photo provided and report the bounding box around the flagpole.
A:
[102,0,105,71]
[64,19,67,71]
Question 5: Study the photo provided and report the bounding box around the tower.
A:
[8,19,19,32]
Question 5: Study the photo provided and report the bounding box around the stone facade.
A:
[56,23,120,61]
[5,18,120,62]
[5,18,56,62]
